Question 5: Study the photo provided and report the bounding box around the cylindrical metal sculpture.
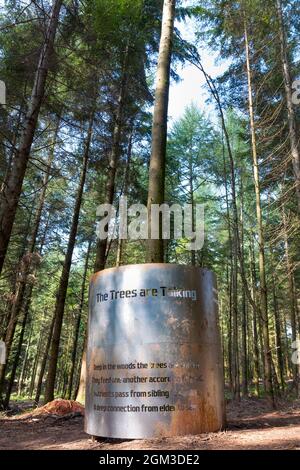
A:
[85,264,225,439]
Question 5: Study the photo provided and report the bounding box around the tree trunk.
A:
[222,134,233,391]
[66,240,91,400]
[75,335,87,404]
[198,54,276,403]
[34,313,56,405]
[276,0,300,212]
[1,94,26,194]
[282,207,300,396]
[244,22,274,405]
[94,50,129,272]
[4,299,31,407]
[44,114,93,403]
[28,312,46,398]
[249,238,260,396]
[0,0,63,275]
[272,272,285,391]
[189,154,196,266]
[231,229,240,400]
[17,319,33,396]
[239,173,248,397]
[116,128,134,267]
[146,0,176,263]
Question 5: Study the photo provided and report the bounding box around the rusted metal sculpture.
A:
[85,264,225,438]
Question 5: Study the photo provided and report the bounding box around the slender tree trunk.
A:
[116,129,133,267]
[1,94,27,194]
[94,51,129,272]
[283,315,292,377]
[35,313,56,404]
[222,134,233,391]
[194,57,260,319]
[253,304,261,395]
[227,278,233,391]
[249,239,260,396]
[146,0,176,263]
[240,249,248,396]
[282,207,300,396]
[75,335,87,404]
[44,114,93,403]
[231,229,240,400]
[17,319,33,396]
[276,0,300,211]
[189,155,196,266]
[27,118,60,254]
[272,273,285,391]
[6,278,40,404]
[239,172,248,397]
[29,345,41,398]
[207,81,241,400]
[29,312,46,398]
[61,323,72,398]
[66,240,91,400]
[244,23,274,404]
[202,58,274,402]
[0,0,63,275]
[4,300,31,407]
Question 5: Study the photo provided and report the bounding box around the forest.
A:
[0,0,300,452]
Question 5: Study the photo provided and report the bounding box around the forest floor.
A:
[0,397,300,450]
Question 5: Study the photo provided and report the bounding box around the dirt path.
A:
[0,398,299,450]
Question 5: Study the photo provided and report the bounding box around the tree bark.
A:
[221,134,233,391]
[116,128,133,267]
[276,0,300,212]
[244,22,274,404]
[94,50,129,272]
[4,299,31,407]
[282,207,299,396]
[189,153,196,266]
[1,94,26,195]
[250,238,260,396]
[271,271,285,391]
[17,320,33,396]
[146,0,176,263]
[231,229,240,400]
[66,240,91,400]
[34,313,56,404]
[75,335,87,404]
[239,175,248,397]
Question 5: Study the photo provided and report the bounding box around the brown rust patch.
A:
[171,398,221,435]
[154,398,222,437]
